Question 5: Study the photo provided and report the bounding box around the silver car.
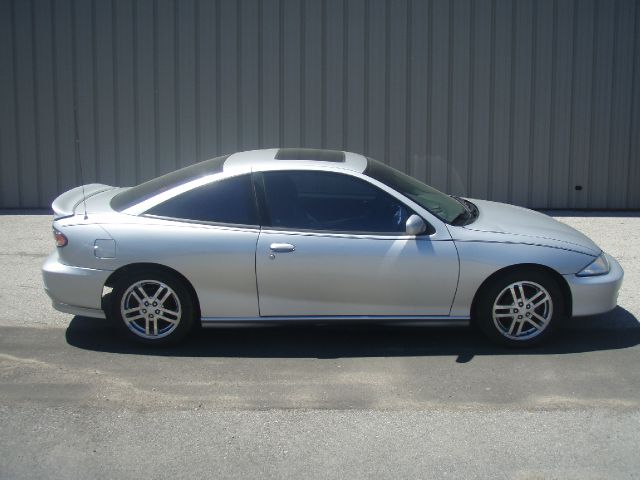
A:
[42,148,623,347]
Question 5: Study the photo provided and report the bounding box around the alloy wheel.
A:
[120,280,182,339]
[492,280,553,341]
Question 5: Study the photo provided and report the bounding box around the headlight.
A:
[577,253,610,277]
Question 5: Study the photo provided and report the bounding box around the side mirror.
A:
[405,214,427,235]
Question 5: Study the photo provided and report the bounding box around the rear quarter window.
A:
[144,174,258,226]
[111,155,229,211]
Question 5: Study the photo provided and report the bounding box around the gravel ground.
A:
[2,407,639,480]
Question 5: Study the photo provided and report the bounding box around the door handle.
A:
[270,243,296,253]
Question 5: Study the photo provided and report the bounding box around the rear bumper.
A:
[42,252,111,318]
[564,253,624,317]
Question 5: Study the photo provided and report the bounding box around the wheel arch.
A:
[470,263,572,320]
[102,262,201,319]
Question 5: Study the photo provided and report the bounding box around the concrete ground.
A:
[0,211,639,479]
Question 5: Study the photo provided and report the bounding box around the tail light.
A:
[53,229,68,247]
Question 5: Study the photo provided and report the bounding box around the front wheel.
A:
[474,270,565,347]
[109,270,195,346]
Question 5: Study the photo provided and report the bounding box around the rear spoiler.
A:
[52,183,114,219]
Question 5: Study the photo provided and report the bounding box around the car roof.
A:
[223,148,368,174]
[110,148,370,214]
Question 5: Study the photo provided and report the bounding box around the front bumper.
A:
[42,252,112,319]
[564,253,624,317]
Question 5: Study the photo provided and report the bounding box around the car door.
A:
[254,169,459,317]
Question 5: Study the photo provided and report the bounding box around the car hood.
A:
[452,199,601,256]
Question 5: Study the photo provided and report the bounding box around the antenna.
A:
[73,105,88,220]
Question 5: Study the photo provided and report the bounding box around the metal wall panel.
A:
[0,0,638,208]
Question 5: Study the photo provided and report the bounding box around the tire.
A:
[108,269,195,346]
[473,269,565,347]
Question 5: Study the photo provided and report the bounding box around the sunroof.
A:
[275,148,345,162]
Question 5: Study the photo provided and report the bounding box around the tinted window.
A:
[260,171,413,233]
[145,174,257,226]
[365,157,467,224]
[111,155,229,211]
[275,148,345,162]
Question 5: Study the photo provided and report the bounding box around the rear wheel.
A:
[109,270,195,345]
[474,269,565,347]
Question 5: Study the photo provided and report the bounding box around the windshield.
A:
[111,155,230,211]
[364,158,467,224]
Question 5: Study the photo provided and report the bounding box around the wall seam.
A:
[257,0,263,147]
[487,0,495,198]
[446,0,453,192]
[342,0,348,149]
[384,0,390,163]
[70,0,79,187]
[152,0,159,175]
[111,0,120,184]
[363,0,369,155]
[405,0,412,174]
[132,1,140,184]
[606,0,620,207]
[567,0,578,208]
[4,0,22,204]
[426,0,433,182]
[215,0,221,154]
[174,0,180,168]
[51,0,61,194]
[586,0,599,207]
[507,0,516,203]
[527,1,537,207]
[321,0,326,147]
[238,0,243,149]
[625,0,639,207]
[91,0,99,182]
[547,0,558,208]
[30,0,42,205]
[467,0,475,197]
[300,0,305,146]
[278,0,284,147]
[195,0,201,160]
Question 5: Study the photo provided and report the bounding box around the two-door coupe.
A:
[42,148,623,346]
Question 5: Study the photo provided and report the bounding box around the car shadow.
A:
[65,306,640,362]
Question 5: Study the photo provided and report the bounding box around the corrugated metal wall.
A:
[0,0,639,209]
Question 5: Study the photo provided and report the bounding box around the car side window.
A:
[145,174,258,226]
[259,170,414,233]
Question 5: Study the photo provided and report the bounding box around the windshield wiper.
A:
[450,210,470,225]
[451,195,471,223]
[465,199,479,219]
[450,195,478,225]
